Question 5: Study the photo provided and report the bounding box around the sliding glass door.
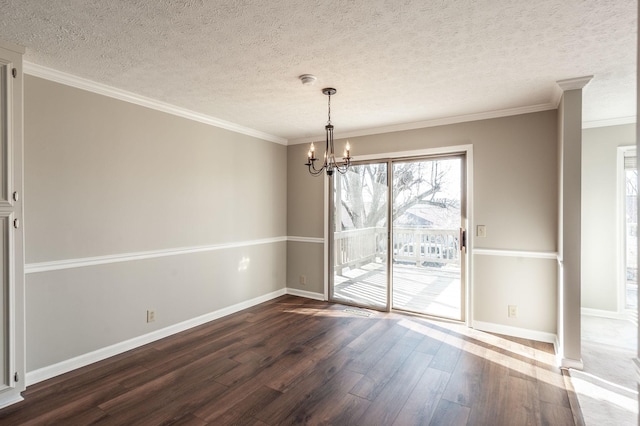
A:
[330,154,466,321]
[392,157,464,320]
[330,162,389,310]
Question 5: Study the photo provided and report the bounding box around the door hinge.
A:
[11,68,17,78]
[14,372,18,382]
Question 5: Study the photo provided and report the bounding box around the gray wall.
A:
[24,76,287,372]
[582,123,636,312]
[287,111,559,335]
[23,74,566,373]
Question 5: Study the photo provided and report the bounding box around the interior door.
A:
[330,162,389,310]
[391,156,465,320]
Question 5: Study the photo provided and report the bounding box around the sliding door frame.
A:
[324,144,474,325]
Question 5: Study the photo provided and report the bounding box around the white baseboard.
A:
[472,320,557,345]
[0,394,24,410]
[286,288,325,301]
[552,332,584,370]
[581,307,632,320]
[26,288,287,386]
[559,356,584,370]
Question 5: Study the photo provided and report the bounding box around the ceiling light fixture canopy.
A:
[305,88,352,176]
[299,74,317,86]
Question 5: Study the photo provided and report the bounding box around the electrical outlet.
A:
[147,309,156,323]
[477,225,487,237]
[508,305,517,318]
[299,275,307,286]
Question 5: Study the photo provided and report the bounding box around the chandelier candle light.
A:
[305,88,352,176]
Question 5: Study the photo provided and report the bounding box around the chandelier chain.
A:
[305,87,351,176]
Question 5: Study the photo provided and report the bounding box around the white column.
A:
[556,76,592,369]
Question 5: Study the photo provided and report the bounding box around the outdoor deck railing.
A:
[334,226,460,273]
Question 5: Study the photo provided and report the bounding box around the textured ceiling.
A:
[0,0,636,143]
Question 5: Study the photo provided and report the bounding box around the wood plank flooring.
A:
[0,295,578,425]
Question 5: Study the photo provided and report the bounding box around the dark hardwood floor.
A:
[0,295,579,425]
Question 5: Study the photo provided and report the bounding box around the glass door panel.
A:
[330,163,389,310]
[392,157,464,320]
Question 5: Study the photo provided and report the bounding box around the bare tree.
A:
[336,160,459,230]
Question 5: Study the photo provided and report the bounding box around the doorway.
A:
[329,154,466,321]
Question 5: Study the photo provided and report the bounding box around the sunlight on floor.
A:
[570,374,637,413]
[570,314,638,425]
[397,317,562,388]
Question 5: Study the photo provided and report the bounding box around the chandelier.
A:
[305,88,352,176]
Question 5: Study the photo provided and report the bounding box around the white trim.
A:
[287,236,325,244]
[583,116,636,129]
[0,394,23,410]
[0,40,25,54]
[354,145,474,162]
[560,357,584,370]
[465,147,474,327]
[553,330,584,370]
[25,237,287,274]
[556,75,594,92]
[22,62,631,145]
[23,62,287,145]
[617,146,626,314]
[286,288,325,301]
[581,307,633,321]
[473,248,558,260]
[472,320,557,345]
[617,146,636,314]
[25,288,287,386]
[289,104,557,145]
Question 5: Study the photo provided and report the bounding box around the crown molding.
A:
[556,75,594,91]
[582,115,636,129]
[25,64,619,144]
[23,62,288,145]
[288,102,557,145]
[0,39,25,54]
